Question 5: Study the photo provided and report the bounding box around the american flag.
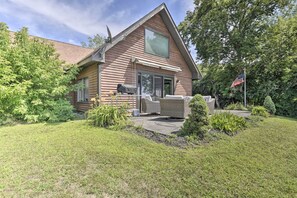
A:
[231,74,245,88]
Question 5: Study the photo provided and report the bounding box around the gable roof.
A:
[9,31,93,65]
[78,3,201,79]
[50,40,93,64]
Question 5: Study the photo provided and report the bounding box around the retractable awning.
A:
[131,57,182,72]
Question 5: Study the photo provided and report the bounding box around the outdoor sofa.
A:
[159,95,191,118]
[159,95,215,118]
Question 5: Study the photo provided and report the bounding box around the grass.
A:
[0,117,297,197]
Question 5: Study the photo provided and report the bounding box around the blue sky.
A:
[0,0,194,45]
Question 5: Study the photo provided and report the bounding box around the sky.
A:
[0,0,196,58]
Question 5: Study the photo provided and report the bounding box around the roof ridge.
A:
[9,30,94,50]
[90,3,166,53]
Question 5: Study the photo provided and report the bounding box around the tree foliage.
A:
[81,34,106,48]
[0,23,79,124]
[248,15,297,117]
[179,0,292,67]
[180,0,297,117]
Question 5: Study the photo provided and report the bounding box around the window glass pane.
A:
[145,29,169,58]
[164,78,173,96]
[77,78,89,102]
[84,78,89,88]
[141,73,153,97]
[154,76,163,100]
[84,78,89,101]
[77,79,82,102]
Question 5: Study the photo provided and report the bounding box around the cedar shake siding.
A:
[100,14,193,107]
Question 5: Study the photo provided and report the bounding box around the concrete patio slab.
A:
[131,115,184,135]
[131,110,251,135]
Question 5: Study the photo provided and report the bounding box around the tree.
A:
[81,34,106,48]
[248,14,297,117]
[0,23,79,124]
[180,0,297,117]
[179,0,293,68]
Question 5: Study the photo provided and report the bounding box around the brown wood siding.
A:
[73,13,194,111]
[72,64,98,112]
[101,14,193,106]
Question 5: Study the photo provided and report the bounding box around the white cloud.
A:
[68,39,80,45]
[184,0,195,12]
[2,0,136,36]
[168,0,195,12]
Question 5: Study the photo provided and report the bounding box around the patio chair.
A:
[159,95,191,118]
[141,95,160,114]
[203,96,215,114]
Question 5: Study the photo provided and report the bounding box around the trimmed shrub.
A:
[225,103,247,111]
[263,96,276,114]
[251,106,269,117]
[182,94,209,138]
[210,112,247,135]
[86,104,128,129]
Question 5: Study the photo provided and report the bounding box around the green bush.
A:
[263,96,276,114]
[225,103,247,111]
[182,94,209,138]
[251,106,269,117]
[86,104,128,129]
[47,100,75,122]
[246,105,254,111]
[0,23,78,124]
[210,112,247,135]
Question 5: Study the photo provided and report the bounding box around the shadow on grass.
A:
[273,115,297,122]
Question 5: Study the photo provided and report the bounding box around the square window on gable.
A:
[145,28,169,58]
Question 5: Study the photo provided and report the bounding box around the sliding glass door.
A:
[154,76,163,100]
[138,72,173,99]
[137,72,174,111]
[141,73,154,97]
[164,78,173,96]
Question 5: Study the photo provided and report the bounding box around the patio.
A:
[131,110,251,135]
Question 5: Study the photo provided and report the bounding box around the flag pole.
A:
[244,67,247,107]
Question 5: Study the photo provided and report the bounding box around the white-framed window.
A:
[145,28,169,58]
[77,78,89,102]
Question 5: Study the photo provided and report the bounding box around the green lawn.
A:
[0,117,297,197]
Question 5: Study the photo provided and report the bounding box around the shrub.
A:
[47,99,75,122]
[86,104,128,129]
[263,96,276,114]
[246,105,254,111]
[182,94,209,138]
[0,23,78,124]
[225,103,247,111]
[251,106,269,117]
[210,112,247,135]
